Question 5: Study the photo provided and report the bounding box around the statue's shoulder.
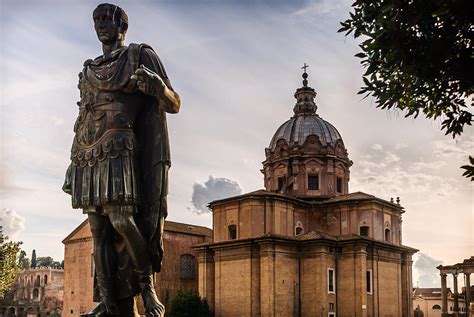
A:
[129,43,155,55]
[83,58,94,68]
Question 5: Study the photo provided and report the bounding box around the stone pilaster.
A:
[196,247,215,312]
[259,241,276,317]
[354,244,368,317]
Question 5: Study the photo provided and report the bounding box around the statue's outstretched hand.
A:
[131,65,166,97]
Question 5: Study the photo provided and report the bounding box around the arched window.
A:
[35,275,40,287]
[295,221,304,236]
[33,288,39,300]
[359,226,370,237]
[228,224,237,240]
[295,226,303,236]
[180,254,196,280]
[44,274,48,285]
[385,228,391,242]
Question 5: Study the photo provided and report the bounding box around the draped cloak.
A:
[65,43,173,298]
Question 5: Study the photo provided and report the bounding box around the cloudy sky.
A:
[0,0,472,288]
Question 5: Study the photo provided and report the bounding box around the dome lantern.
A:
[293,65,318,116]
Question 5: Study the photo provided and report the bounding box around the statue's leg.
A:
[88,212,120,316]
[108,207,165,317]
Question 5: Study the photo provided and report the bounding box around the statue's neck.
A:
[102,40,125,57]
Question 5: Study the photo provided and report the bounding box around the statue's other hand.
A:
[131,65,166,97]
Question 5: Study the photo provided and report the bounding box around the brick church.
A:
[63,70,417,317]
[194,70,417,317]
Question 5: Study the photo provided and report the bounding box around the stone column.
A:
[453,273,459,312]
[441,273,448,314]
[466,273,471,317]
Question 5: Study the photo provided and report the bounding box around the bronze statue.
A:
[63,3,180,316]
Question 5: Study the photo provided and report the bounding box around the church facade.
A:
[194,71,417,317]
[62,219,212,316]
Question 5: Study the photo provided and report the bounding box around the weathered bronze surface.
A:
[63,3,180,316]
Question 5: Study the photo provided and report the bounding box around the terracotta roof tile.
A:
[164,220,212,237]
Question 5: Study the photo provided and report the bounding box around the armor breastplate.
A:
[71,76,143,167]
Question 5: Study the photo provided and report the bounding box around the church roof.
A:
[164,220,212,237]
[210,190,403,210]
[294,230,337,241]
[63,218,212,244]
[320,191,404,210]
[209,189,306,207]
[413,287,452,298]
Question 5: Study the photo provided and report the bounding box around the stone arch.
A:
[44,274,48,285]
[33,288,39,300]
[274,139,289,157]
[7,307,15,317]
[35,275,41,287]
[302,134,322,153]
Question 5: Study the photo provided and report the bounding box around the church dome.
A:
[262,66,352,198]
[267,69,346,157]
[269,115,343,151]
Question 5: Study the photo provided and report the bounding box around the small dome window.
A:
[228,224,237,240]
[359,226,370,237]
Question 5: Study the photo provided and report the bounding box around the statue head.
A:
[93,3,128,45]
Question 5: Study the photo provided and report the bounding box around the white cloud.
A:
[432,136,473,160]
[394,143,408,150]
[50,116,65,126]
[292,0,347,16]
[190,175,243,214]
[0,208,25,240]
[413,253,443,288]
[371,143,383,151]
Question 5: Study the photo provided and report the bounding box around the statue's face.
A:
[93,7,121,45]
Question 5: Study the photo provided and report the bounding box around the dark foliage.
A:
[339,0,473,178]
[461,156,474,180]
[0,227,21,298]
[168,291,212,317]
